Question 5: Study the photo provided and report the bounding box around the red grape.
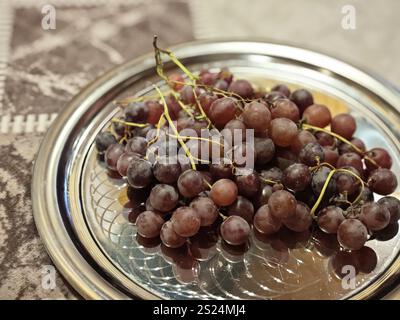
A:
[149,184,179,212]
[303,104,331,128]
[337,219,368,251]
[282,202,312,232]
[368,168,398,195]
[136,211,164,238]
[190,197,218,226]
[377,196,400,223]
[331,113,356,140]
[210,179,238,206]
[160,220,186,248]
[220,216,250,245]
[228,79,254,99]
[359,202,390,231]
[317,206,345,234]
[269,118,298,147]
[177,169,205,198]
[171,206,201,237]
[242,101,271,132]
[268,190,297,219]
[253,204,281,234]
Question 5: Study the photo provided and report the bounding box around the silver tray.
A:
[32,40,400,300]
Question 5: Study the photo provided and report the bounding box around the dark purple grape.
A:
[253,204,281,235]
[218,67,233,84]
[127,186,149,207]
[269,118,298,147]
[271,84,291,97]
[323,146,339,167]
[220,215,250,245]
[160,220,187,248]
[317,206,345,234]
[303,104,332,128]
[263,91,286,104]
[190,196,218,227]
[268,190,297,219]
[209,97,238,127]
[105,143,125,171]
[315,131,335,147]
[254,138,275,165]
[214,79,229,91]
[261,167,283,182]
[210,179,238,206]
[136,124,155,139]
[282,163,311,192]
[254,184,273,208]
[377,196,400,224]
[177,169,205,198]
[359,202,390,231]
[125,102,148,123]
[337,152,363,174]
[171,206,201,237]
[136,211,164,238]
[335,166,360,196]
[365,147,393,170]
[311,166,337,197]
[242,101,271,132]
[228,79,254,99]
[149,184,179,212]
[337,219,368,251]
[179,85,196,105]
[349,186,374,203]
[210,159,233,180]
[270,99,300,122]
[291,130,317,155]
[112,118,126,136]
[235,169,261,198]
[153,156,181,184]
[126,158,153,188]
[331,113,356,140]
[95,132,117,154]
[290,89,314,115]
[368,168,397,195]
[116,152,141,177]
[226,142,256,168]
[355,246,378,273]
[145,100,163,125]
[198,91,218,116]
[227,195,254,223]
[223,119,247,142]
[282,202,312,232]
[198,70,217,86]
[299,142,324,166]
[125,136,147,156]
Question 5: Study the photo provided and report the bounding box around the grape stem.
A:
[111,118,148,128]
[218,211,228,220]
[310,169,336,218]
[154,85,197,170]
[203,179,212,190]
[260,177,278,185]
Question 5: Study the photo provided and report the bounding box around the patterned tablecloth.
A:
[0,0,399,299]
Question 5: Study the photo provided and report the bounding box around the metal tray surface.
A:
[32,40,400,300]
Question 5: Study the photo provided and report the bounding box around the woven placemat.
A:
[0,0,193,299]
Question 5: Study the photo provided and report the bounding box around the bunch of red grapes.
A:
[95,60,399,255]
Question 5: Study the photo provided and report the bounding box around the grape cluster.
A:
[95,45,399,263]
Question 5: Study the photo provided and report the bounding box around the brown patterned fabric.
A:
[0,0,193,299]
